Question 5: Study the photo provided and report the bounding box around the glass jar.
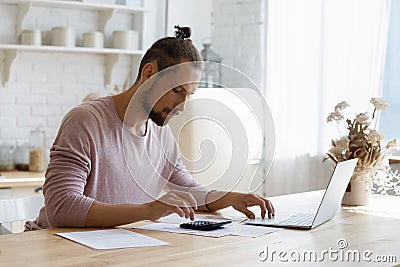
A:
[0,144,15,171]
[29,128,46,172]
[14,143,31,171]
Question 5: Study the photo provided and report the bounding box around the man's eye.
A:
[173,88,183,93]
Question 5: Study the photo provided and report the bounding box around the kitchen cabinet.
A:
[0,0,146,86]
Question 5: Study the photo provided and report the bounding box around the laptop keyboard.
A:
[273,213,314,226]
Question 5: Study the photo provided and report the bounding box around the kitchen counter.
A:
[0,170,45,188]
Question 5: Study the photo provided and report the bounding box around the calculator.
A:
[179,220,232,231]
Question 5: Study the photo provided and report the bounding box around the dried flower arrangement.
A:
[324,98,400,195]
[325,98,395,176]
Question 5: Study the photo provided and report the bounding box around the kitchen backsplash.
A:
[0,3,135,151]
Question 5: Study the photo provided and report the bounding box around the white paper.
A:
[225,223,278,238]
[134,222,278,238]
[55,228,169,250]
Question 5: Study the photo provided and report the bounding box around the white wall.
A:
[142,0,168,48]
[211,0,267,89]
[166,0,213,52]
[165,0,266,88]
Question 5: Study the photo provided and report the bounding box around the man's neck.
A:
[111,83,149,136]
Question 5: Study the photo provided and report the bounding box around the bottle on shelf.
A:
[0,143,15,171]
[14,142,31,171]
[29,128,46,172]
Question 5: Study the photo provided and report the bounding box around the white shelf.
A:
[0,0,146,35]
[0,0,146,87]
[1,0,146,13]
[0,44,145,86]
[0,44,144,55]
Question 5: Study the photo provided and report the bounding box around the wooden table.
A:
[0,191,399,266]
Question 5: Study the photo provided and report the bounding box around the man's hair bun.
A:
[174,25,192,40]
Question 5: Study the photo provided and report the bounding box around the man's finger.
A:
[260,197,275,218]
[189,206,195,220]
[234,204,256,219]
[171,205,185,217]
[180,206,191,219]
[247,194,267,219]
[243,208,256,219]
[266,200,275,218]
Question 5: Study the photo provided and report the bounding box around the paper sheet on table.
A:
[226,223,279,238]
[55,229,169,250]
[134,222,278,238]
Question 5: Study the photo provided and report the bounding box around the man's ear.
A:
[140,62,158,83]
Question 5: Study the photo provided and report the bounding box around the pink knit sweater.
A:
[26,96,208,230]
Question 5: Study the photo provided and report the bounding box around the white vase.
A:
[342,178,371,206]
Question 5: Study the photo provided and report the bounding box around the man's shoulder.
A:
[63,96,111,125]
[67,97,110,117]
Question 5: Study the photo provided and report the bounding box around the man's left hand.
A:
[227,192,275,219]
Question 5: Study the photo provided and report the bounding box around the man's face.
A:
[143,63,200,126]
[147,83,196,126]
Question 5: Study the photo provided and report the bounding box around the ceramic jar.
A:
[112,30,139,50]
[83,31,104,48]
[21,29,41,46]
[51,27,75,47]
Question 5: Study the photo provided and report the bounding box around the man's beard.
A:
[144,97,172,126]
[142,84,176,127]
[149,108,170,126]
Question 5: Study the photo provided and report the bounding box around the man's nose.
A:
[175,96,187,112]
[176,102,185,112]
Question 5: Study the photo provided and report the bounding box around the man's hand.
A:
[144,191,198,221]
[205,191,275,219]
[228,192,275,219]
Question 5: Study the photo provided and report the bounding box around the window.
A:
[380,0,400,144]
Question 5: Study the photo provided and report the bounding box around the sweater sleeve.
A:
[43,107,95,227]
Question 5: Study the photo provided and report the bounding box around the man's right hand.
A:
[144,191,198,221]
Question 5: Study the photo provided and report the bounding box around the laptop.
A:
[245,158,358,229]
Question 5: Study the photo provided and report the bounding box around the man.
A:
[26,26,274,230]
